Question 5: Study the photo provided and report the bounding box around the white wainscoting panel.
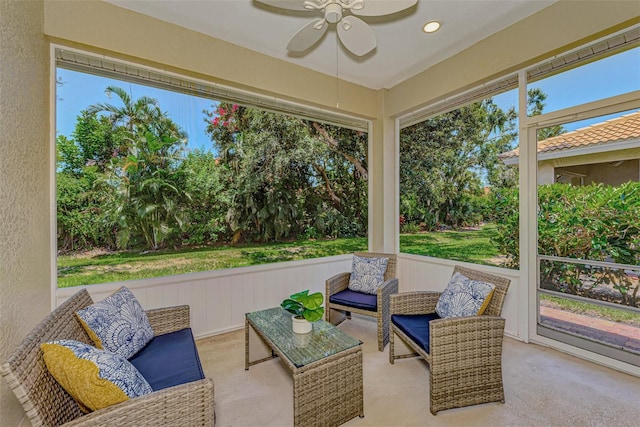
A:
[55,253,524,341]
[55,254,353,339]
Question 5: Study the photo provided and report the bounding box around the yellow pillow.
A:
[41,340,152,412]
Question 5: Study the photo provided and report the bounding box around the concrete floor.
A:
[196,315,640,427]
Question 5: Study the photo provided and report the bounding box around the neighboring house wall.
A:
[538,163,556,185]
[537,148,640,185]
[557,159,639,186]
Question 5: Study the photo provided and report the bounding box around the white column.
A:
[368,89,398,254]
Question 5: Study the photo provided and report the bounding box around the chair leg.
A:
[377,312,387,352]
[389,327,395,364]
[346,311,351,319]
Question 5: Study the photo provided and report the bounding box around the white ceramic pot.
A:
[292,315,312,334]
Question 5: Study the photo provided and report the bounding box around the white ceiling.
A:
[106,0,557,90]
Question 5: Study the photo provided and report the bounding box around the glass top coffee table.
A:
[245,307,364,426]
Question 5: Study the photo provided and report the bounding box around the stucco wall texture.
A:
[0,1,50,425]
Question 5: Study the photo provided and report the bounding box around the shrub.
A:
[57,169,112,252]
[400,223,421,234]
[493,182,640,306]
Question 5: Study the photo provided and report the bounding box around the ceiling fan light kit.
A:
[258,0,418,56]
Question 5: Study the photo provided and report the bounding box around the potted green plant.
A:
[281,290,324,334]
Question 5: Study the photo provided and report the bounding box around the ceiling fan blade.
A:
[350,0,418,17]
[337,16,376,56]
[287,19,329,52]
[255,0,311,12]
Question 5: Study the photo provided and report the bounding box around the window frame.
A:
[50,44,373,289]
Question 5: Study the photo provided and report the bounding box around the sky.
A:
[56,69,215,151]
[56,47,639,152]
[492,47,640,132]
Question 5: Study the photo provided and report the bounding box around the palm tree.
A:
[87,85,160,135]
[89,87,189,250]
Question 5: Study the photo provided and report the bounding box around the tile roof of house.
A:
[499,110,640,160]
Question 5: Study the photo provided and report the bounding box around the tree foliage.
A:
[493,183,640,307]
[57,92,368,252]
[400,98,516,230]
[203,103,367,242]
[399,88,564,231]
[57,86,189,251]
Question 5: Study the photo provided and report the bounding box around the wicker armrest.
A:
[430,315,506,351]
[378,278,398,311]
[379,278,398,298]
[325,272,351,296]
[63,378,215,426]
[146,305,190,336]
[390,291,440,315]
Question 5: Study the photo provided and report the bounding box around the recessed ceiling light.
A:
[423,21,441,33]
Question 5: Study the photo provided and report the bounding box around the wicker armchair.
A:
[1,289,215,426]
[326,252,398,351]
[389,265,510,415]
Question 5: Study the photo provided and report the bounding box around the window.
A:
[398,87,521,269]
[55,50,368,287]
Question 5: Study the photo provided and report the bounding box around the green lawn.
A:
[540,294,640,326]
[400,223,502,267]
[57,237,368,287]
[57,224,502,287]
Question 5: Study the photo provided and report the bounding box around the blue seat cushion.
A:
[330,289,377,312]
[129,328,205,391]
[391,313,441,353]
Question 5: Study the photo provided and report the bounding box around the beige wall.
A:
[43,0,378,120]
[539,148,640,184]
[0,0,51,425]
[538,162,556,185]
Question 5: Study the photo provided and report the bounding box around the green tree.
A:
[203,103,367,242]
[72,111,127,171]
[56,110,127,250]
[400,99,503,230]
[493,183,639,306]
[57,166,111,251]
[528,88,566,140]
[399,88,561,231]
[177,150,229,245]
[89,86,189,250]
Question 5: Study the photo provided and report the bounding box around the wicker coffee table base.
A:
[245,318,364,427]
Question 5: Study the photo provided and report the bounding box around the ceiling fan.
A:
[256,0,418,56]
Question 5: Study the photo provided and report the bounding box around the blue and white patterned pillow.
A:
[76,287,154,359]
[435,272,496,318]
[347,255,389,295]
[41,340,152,412]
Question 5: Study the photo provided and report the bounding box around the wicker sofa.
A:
[1,289,215,426]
